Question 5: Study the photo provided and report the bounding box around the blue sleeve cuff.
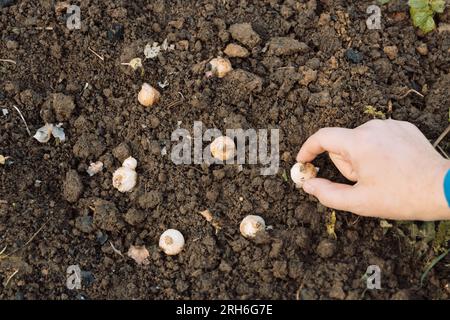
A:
[444,169,450,207]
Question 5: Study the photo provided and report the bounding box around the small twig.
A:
[433,124,450,148]
[12,105,31,136]
[165,100,183,109]
[350,216,360,226]
[276,66,296,70]
[35,27,54,31]
[437,145,449,160]
[109,241,124,257]
[5,220,49,258]
[88,47,104,61]
[4,269,19,287]
[397,89,424,99]
[0,59,17,65]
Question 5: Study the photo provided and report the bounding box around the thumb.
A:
[302,178,362,213]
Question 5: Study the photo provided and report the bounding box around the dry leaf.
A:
[199,209,221,233]
[199,209,213,222]
[326,211,337,239]
[87,161,104,176]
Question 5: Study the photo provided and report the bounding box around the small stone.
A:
[267,37,309,56]
[224,43,249,58]
[75,216,94,233]
[20,89,42,106]
[96,231,108,245]
[73,134,105,158]
[63,170,83,203]
[0,0,16,8]
[416,43,428,56]
[169,18,184,29]
[6,40,18,50]
[219,260,232,273]
[391,289,411,300]
[93,198,123,232]
[383,45,398,60]
[318,13,331,26]
[52,93,75,121]
[112,142,131,163]
[138,190,162,209]
[107,23,124,42]
[81,271,95,287]
[124,208,146,226]
[229,23,261,48]
[308,90,332,107]
[345,48,363,64]
[316,239,336,258]
[329,284,346,300]
[299,66,317,86]
[176,40,189,51]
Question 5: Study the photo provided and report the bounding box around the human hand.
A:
[297,119,450,221]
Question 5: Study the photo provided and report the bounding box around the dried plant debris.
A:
[144,39,174,59]
[33,123,66,143]
[0,155,10,165]
[121,58,143,71]
[87,161,104,176]
[326,211,337,239]
[199,209,222,233]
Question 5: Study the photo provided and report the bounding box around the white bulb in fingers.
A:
[290,162,318,188]
[210,136,236,161]
[240,215,266,239]
[159,229,185,255]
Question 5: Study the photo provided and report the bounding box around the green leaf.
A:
[378,0,391,4]
[431,0,446,13]
[420,249,449,286]
[410,7,432,27]
[408,0,430,9]
[421,16,437,33]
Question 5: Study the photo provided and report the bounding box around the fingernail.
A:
[302,181,314,194]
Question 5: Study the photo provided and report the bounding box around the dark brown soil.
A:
[1,0,449,300]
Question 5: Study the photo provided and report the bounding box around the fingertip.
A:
[296,148,311,163]
[302,179,315,194]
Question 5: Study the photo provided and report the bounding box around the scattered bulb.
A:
[240,215,266,239]
[138,83,161,107]
[113,156,137,192]
[122,156,137,170]
[210,136,236,161]
[127,245,150,265]
[290,162,318,188]
[159,229,185,255]
[207,57,232,78]
[87,161,104,176]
